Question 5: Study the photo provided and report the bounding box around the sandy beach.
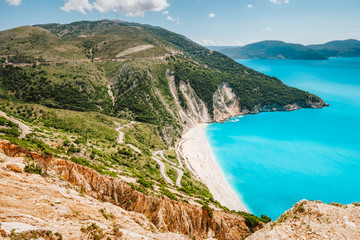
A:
[180,123,248,212]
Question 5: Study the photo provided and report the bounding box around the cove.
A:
[206,58,360,219]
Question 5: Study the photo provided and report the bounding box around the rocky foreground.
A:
[0,142,255,240]
[1,140,360,240]
[247,200,360,240]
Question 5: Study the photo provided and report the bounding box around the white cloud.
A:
[270,0,281,4]
[349,28,360,36]
[270,0,289,4]
[167,16,175,21]
[208,13,215,18]
[162,10,169,15]
[166,15,180,24]
[61,0,170,17]
[201,39,216,46]
[61,0,93,14]
[247,4,254,8]
[6,0,22,6]
[265,26,272,31]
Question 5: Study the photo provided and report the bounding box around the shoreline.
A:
[180,123,248,212]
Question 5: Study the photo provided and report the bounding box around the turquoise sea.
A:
[206,58,360,220]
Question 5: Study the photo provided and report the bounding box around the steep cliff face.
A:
[172,78,328,125]
[179,81,212,124]
[0,141,253,240]
[247,200,360,240]
[167,69,211,129]
[213,83,241,122]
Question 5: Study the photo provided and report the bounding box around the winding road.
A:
[0,111,31,139]
[154,150,183,187]
[115,121,135,144]
[152,155,174,185]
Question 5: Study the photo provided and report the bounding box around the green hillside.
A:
[0,20,327,226]
[307,39,360,57]
[0,21,326,134]
[211,40,327,60]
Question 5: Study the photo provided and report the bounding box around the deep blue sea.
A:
[206,58,360,220]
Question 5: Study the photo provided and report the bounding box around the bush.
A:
[261,214,272,223]
[24,162,43,175]
[137,177,154,190]
[202,205,213,219]
[245,216,260,229]
[0,127,20,137]
[160,188,177,200]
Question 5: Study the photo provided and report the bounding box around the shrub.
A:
[202,205,213,219]
[245,216,260,229]
[293,201,306,214]
[261,215,272,223]
[137,177,154,190]
[330,202,344,208]
[80,223,105,240]
[24,162,43,175]
[160,188,177,200]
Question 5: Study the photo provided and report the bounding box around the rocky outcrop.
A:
[247,200,360,240]
[168,69,329,126]
[167,69,211,129]
[213,83,241,122]
[0,141,252,240]
[179,81,212,124]
[0,150,187,240]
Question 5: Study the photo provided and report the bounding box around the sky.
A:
[0,0,359,46]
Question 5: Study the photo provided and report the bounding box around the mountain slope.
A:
[308,39,360,57]
[0,22,328,123]
[0,20,328,239]
[0,18,328,198]
[212,40,327,60]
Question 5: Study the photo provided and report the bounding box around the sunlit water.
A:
[206,58,360,219]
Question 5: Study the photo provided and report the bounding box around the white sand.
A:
[180,123,248,212]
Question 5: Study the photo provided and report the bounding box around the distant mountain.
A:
[209,39,360,60]
[210,41,328,60]
[307,39,360,57]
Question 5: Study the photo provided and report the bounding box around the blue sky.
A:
[0,0,359,46]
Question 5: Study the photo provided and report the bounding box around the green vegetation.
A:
[166,168,177,183]
[99,208,114,220]
[233,211,272,229]
[0,63,112,113]
[180,171,212,199]
[4,229,63,240]
[293,201,306,213]
[0,116,20,137]
[24,162,43,175]
[212,40,328,60]
[0,20,328,225]
[213,39,360,59]
[80,223,105,240]
[330,202,345,208]
[308,39,360,57]
[137,177,154,190]
[202,204,214,219]
[160,187,177,200]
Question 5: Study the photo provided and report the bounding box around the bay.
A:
[206,58,360,219]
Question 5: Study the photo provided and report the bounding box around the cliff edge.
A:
[247,200,360,240]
